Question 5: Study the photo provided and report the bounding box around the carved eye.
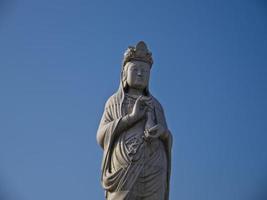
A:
[130,67,137,72]
[141,69,149,73]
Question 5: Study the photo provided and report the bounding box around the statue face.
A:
[126,60,151,91]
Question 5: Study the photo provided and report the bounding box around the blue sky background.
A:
[0,0,267,199]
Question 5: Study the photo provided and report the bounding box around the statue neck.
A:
[127,87,144,97]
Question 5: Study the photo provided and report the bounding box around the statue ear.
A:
[122,74,127,88]
[122,66,128,89]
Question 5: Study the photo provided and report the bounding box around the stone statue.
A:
[97,41,172,200]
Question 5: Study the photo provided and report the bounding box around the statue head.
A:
[121,41,153,94]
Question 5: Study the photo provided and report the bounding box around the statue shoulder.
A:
[104,91,122,109]
[151,95,164,112]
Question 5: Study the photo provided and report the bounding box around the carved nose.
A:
[137,71,142,76]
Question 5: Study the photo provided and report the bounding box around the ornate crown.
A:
[122,41,153,67]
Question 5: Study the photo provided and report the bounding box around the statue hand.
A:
[129,95,148,122]
[144,124,166,139]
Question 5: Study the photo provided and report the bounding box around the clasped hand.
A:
[128,95,166,139]
[144,124,166,139]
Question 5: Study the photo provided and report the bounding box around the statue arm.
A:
[154,100,173,147]
[114,114,138,135]
[96,106,113,149]
[159,115,173,147]
[96,101,139,149]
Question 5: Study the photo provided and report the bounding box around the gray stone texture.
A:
[97,41,172,200]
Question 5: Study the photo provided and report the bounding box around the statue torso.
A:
[111,94,167,174]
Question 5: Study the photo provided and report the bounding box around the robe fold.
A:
[97,86,172,200]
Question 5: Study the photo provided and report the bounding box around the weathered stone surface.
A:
[97,41,172,200]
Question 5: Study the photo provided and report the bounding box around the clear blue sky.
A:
[0,0,267,199]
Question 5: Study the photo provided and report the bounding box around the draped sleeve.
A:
[96,93,125,194]
[153,97,173,200]
[97,97,121,150]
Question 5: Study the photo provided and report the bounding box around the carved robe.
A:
[97,85,172,200]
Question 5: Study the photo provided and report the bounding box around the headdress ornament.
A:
[122,41,153,67]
